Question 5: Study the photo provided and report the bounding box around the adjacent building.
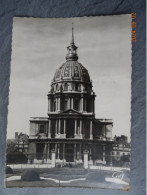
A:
[15,132,29,153]
[112,135,130,157]
[112,135,130,167]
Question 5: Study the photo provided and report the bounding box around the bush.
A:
[6,152,28,164]
[5,166,13,174]
[21,170,40,181]
[86,172,105,183]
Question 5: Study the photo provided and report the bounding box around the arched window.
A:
[64,98,68,110]
[74,98,80,111]
[64,83,68,91]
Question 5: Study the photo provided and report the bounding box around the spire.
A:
[66,23,78,61]
[71,23,74,44]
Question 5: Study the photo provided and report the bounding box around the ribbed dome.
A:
[52,25,91,85]
[52,60,90,83]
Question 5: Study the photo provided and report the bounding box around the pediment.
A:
[62,109,82,115]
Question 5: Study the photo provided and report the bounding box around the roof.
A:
[30,117,48,122]
[94,118,113,123]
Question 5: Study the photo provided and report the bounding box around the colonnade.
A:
[48,119,93,139]
[35,142,106,166]
[48,96,95,113]
[43,143,83,161]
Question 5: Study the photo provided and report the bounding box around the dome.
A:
[48,25,94,97]
[52,61,90,83]
[51,25,91,87]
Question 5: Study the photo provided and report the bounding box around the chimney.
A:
[15,132,18,138]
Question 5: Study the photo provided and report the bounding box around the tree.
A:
[6,151,28,164]
[15,133,29,142]
[6,140,18,154]
[6,139,28,164]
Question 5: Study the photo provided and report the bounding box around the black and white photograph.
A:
[5,15,131,190]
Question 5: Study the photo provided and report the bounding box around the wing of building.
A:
[28,26,114,166]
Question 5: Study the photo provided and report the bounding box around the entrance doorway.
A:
[65,144,74,162]
[66,119,74,138]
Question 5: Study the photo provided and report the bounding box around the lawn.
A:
[5,167,128,190]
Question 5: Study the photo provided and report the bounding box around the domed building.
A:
[28,27,113,166]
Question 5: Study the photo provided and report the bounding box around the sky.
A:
[7,15,131,141]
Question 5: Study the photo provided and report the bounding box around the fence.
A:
[6,152,130,169]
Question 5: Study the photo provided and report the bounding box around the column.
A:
[58,119,61,135]
[51,150,56,167]
[71,98,74,109]
[53,99,55,111]
[57,144,60,159]
[74,119,77,136]
[93,99,95,113]
[58,97,60,111]
[68,98,70,109]
[56,97,58,111]
[55,143,57,159]
[43,143,47,163]
[48,99,50,112]
[63,143,65,160]
[48,119,51,138]
[89,144,93,165]
[84,100,87,112]
[64,119,66,136]
[103,145,106,164]
[84,150,89,169]
[69,98,71,109]
[110,152,112,168]
[55,99,56,112]
[81,97,83,112]
[74,144,76,161]
[47,143,50,161]
[50,98,52,112]
[79,144,82,160]
[90,120,93,140]
[55,120,57,136]
[80,120,82,137]
[46,143,48,162]
[90,145,92,161]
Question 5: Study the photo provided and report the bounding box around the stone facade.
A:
[28,28,114,166]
